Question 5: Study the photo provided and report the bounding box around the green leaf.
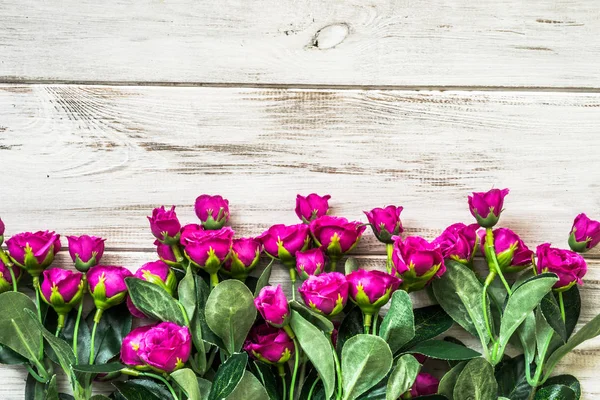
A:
[400,305,453,352]
[0,343,28,364]
[208,352,248,400]
[0,291,42,361]
[225,370,269,400]
[25,372,46,400]
[559,286,580,339]
[345,257,358,275]
[198,378,212,399]
[194,275,224,349]
[535,307,554,366]
[255,261,274,297]
[46,375,59,400]
[114,378,174,400]
[179,269,206,358]
[438,362,466,400]
[379,291,414,354]
[337,306,363,357]
[497,274,558,355]
[534,384,576,400]
[253,362,280,400]
[341,334,393,400]
[386,354,421,400]
[171,368,201,400]
[453,358,497,400]
[540,292,567,343]
[126,278,186,325]
[90,396,112,400]
[290,300,334,334]
[431,260,489,343]
[290,309,336,399]
[542,375,581,399]
[516,311,536,368]
[72,362,124,373]
[61,306,92,364]
[205,280,256,355]
[113,380,169,400]
[406,339,481,361]
[85,302,132,364]
[494,355,532,400]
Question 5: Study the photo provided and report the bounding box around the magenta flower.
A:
[120,324,155,370]
[148,206,181,243]
[67,235,106,272]
[195,194,230,230]
[138,322,192,373]
[364,205,404,244]
[310,216,366,268]
[569,213,600,253]
[409,373,439,397]
[182,227,234,274]
[87,265,133,311]
[392,236,445,292]
[536,243,587,291]
[6,231,61,277]
[468,188,509,227]
[295,193,331,223]
[0,258,20,293]
[154,239,179,267]
[432,223,479,264]
[298,272,348,317]
[295,247,326,279]
[40,268,84,327]
[223,238,262,280]
[244,324,295,365]
[255,285,290,328]
[179,224,203,244]
[259,224,310,268]
[127,261,177,318]
[480,228,533,273]
[0,217,4,237]
[346,269,401,314]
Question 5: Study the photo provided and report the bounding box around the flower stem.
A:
[484,228,512,296]
[89,308,104,365]
[289,269,297,301]
[329,259,337,273]
[331,342,343,400]
[26,365,48,383]
[73,299,84,364]
[386,244,394,274]
[33,277,44,360]
[8,267,17,292]
[559,292,566,322]
[209,272,219,289]
[141,372,180,400]
[482,271,497,345]
[372,313,378,336]
[0,250,17,292]
[171,244,184,263]
[363,313,372,334]
[307,376,321,400]
[278,365,287,400]
[290,338,300,400]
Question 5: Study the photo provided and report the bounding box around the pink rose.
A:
[259,224,310,268]
[148,206,181,242]
[223,238,262,280]
[40,268,85,317]
[244,324,294,365]
[6,231,61,277]
[432,223,478,264]
[120,324,155,370]
[310,216,366,267]
[255,285,290,328]
[346,269,401,314]
[536,243,587,291]
[137,322,192,373]
[409,373,439,397]
[295,193,331,223]
[182,227,234,274]
[127,261,177,319]
[194,195,230,230]
[298,272,348,316]
[67,235,106,272]
[480,228,533,273]
[295,248,326,279]
[364,205,403,244]
[468,188,509,227]
[392,236,445,292]
[569,213,600,253]
[87,265,133,310]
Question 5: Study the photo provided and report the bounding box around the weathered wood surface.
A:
[1,0,600,88]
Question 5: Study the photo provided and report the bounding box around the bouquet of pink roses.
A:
[0,189,597,400]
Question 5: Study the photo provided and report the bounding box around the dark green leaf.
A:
[345,257,358,275]
[534,384,576,400]
[379,290,414,354]
[205,280,256,355]
[61,306,92,364]
[208,352,248,400]
[46,375,59,400]
[171,368,201,400]
[289,300,334,334]
[126,278,186,325]
[516,312,536,368]
[179,268,206,358]
[356,378,387,399]
[290,309,336,399]
[85,302,132,364]
[194,275,224,348]
[198,378,212,399]
[337,306,363,357]
[72,362,124,373]
[386,354,420,400]
[438,362,466,400]
[542,375,581,399]
[114,378,173,400]
[453,358,497,400]
[0,343,28,364]
[541,293,567,343]
[494,355,532,400]
[0,291,42,361]
[113,380,169,400]
[255,261,274,297]
[406,340,481,361]
[254,361,280,400]
[25,372,46,400]
[225,370,269,400]
[559,287,580,339]
[90,396,112,400]
[341,334,393,400]
[400,305,453,352]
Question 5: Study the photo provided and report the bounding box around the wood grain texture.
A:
[1,0,600,87]
[0,85,599,256]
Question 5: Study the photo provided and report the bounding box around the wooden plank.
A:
[1,1,600,87]
[1,85,599,254]
[0,251,599,398]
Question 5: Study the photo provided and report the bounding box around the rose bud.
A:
[148,206,181,244]
[255,285,291,329]
[244,324,295,365]
[40,268,85,328]
[120,324,155,370]
[67,235,106,272]
[536,243,587,291]
[298,272,349,317]
[295,193,331,223]
[569,213,600,253]
[195,194,230,230]
[295,247,326,280]
[154,239,179,267]
[310,216,366,270]
[222,238,262,281]
[127,260,177,318]
[364,205,404,244]
[0,258,21,293]
[479,228,533,273]
[432,223,479,265]
[409,373,439,397]
[6,231,61,278]
[392,236,446,292]
[87,265,133,312]
[138,322,192,373]
[182,227,234,277]
[259,224,311,270]
[346,269,401,316]
[468,188,509,228]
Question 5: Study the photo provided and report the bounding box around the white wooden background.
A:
[1,0,599,398]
